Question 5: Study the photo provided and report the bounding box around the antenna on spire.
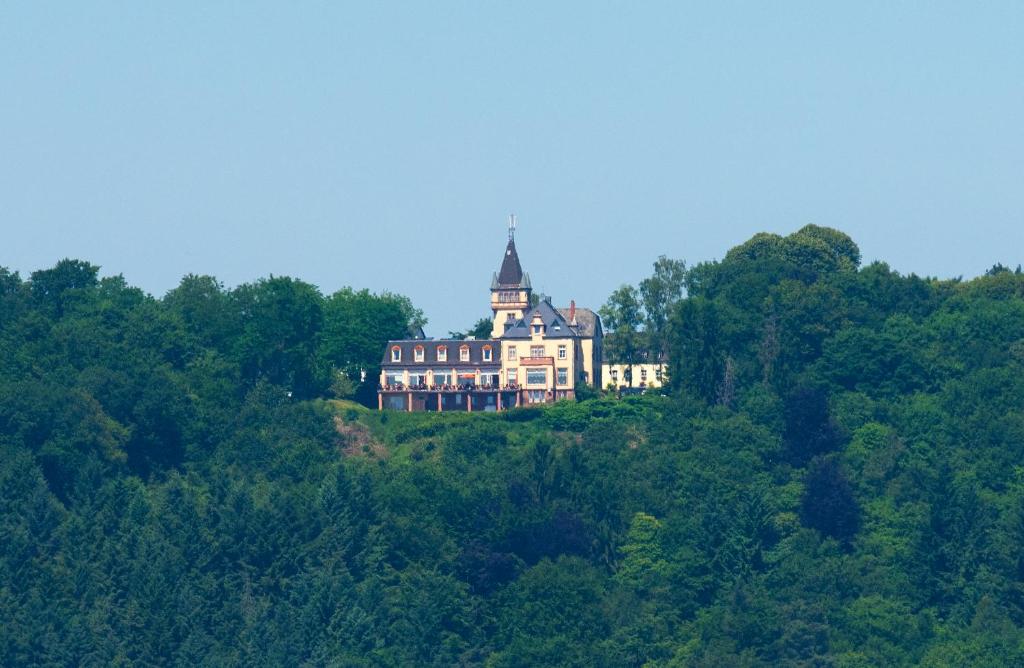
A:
[508,214,517,241]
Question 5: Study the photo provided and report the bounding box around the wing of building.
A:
[378,225,603,411]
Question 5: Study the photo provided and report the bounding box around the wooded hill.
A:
[3,226,1024,666]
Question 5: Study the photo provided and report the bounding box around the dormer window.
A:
[437,346,447,362]
[391,346,401,362]
[414,345,424,362]
[459,345,470,362]
[532,324,542,334]
[482,345,493,362]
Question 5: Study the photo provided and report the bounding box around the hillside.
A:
[4,228,1024,666]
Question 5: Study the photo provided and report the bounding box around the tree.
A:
[319,287,420,404]
[639,256,686,355]
[448,317,493,340]
[791,224,861,271]
[783,383,844,466]
[667,296,723,401]
[0,268,25,318]
[600,285,643,386]
[800,456,860,543]
[29,259,99,317]
[232,276,326,398]
[162,274,238,351]
[617,512,669,594]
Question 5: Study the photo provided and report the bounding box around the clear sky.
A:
[2,2,1021,334]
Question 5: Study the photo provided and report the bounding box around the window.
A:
[391,346,401,362]
[507,346,517,360]
[506,368,517,384]
[641,368,648,381]
[611,368,619,380]
[414,346,424,362]
[557,345,567,360]
[557,368,568,385]
[656,368,662,381]
[437,346,447,362]
[527,390,546,404]
[532,324,542,334]
[482,345,492,362]
[434,371,452,385]
[459,345,470,362]
[527,368,546,385]
[386,372,404,386]
[530,345,544,358]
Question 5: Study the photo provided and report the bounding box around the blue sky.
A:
[2,2,1021,334]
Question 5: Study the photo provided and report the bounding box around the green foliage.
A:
[668,296,724,401]
[616,512,670,593]
[600,284,644,367]
[639,256,688,354]
[449,316,493,340]
[801,456,860,543]
[4,229,1024,664]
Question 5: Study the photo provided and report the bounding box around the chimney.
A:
[569,299,577,326]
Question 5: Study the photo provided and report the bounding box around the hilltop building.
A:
[379,220,603,411]
[601,351,667,392]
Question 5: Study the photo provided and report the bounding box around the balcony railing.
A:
[380,383,520,393]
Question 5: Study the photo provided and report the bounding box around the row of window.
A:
[507,368,569,386]
[392,345,493,363]
[507,344,568,361]
[608,367,662,381]
[391,343,573,365]
[387,368,570,386]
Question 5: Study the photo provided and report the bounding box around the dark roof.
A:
[491,271,531,290]
[496,238,525,286]
[500,300,579,339]
[557,307,602,338]
[382,338,501,368]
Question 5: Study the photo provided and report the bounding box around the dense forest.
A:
[4,226,1024,666]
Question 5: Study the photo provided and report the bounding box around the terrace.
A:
[378,384,523,412]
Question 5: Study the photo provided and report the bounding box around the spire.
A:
[496,214,524,286]
[497,237,524,285]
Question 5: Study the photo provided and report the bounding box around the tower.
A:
[490,215,532,337]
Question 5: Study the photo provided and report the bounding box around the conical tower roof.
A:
[497,238,524,286]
